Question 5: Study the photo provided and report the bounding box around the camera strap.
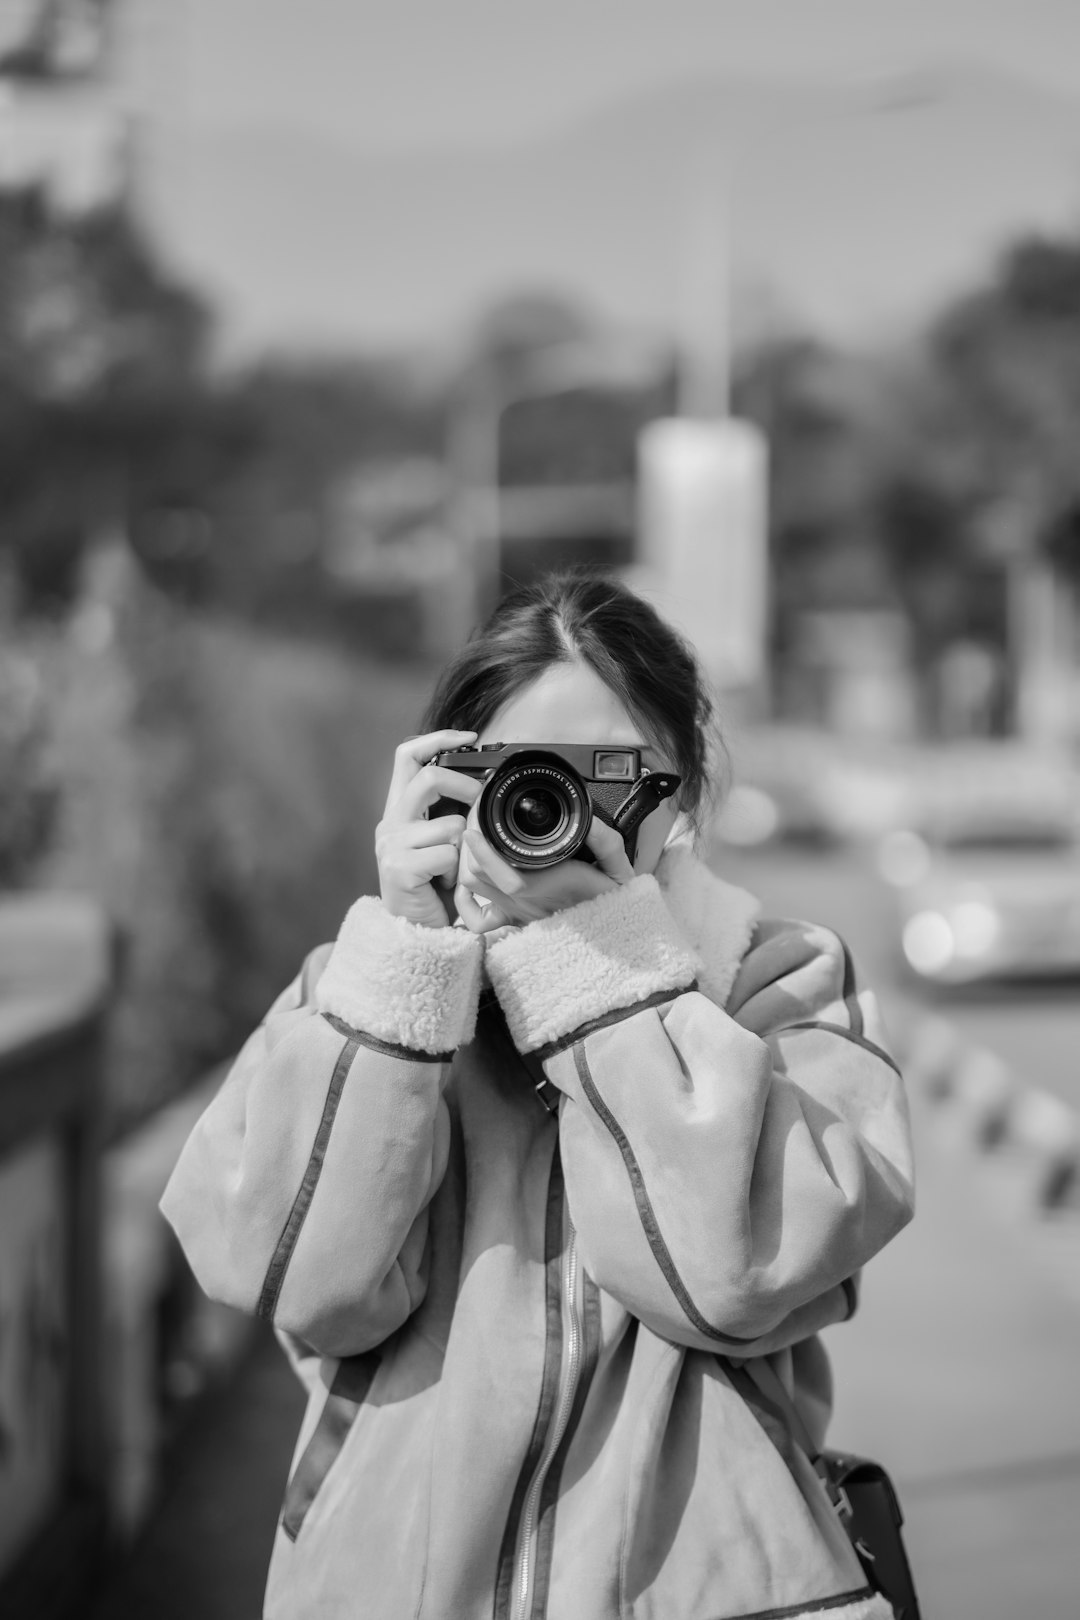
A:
[610,771,682,860]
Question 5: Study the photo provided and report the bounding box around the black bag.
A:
[819,1448,921,1620]
[724,1358,922,1620]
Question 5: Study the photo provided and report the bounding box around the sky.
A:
[173,0,1080,151]
[97,0,1080,352]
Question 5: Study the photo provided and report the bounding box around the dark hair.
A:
[420,570,727,833]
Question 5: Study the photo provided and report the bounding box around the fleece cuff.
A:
[315,896,483,1055]
[485,875,700,1054]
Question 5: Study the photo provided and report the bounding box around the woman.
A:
[161,571,914,1620]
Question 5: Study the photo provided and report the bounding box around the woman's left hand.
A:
[454,813,635,936]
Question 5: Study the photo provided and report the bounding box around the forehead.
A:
[481,662,654,752]
[483,662,637,741]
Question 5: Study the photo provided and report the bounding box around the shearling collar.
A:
[654,842,761,1009]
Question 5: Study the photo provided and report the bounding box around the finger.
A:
[472,906,514,935]
[454,882,512,935]
[453,881,488,932]
[454,840,503,900]
[387,730,477,799]
[458,872,517,908]
[393,814,466,850]
[584,816,635,882]
[388,766,484,824]
[461,828,524,895]
[400,846,460,883]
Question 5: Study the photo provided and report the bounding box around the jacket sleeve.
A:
[159,898,483,1358]
[485,875,914,1357]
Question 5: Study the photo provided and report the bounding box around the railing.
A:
[0,893,253,1617]
[0,894,111,1618]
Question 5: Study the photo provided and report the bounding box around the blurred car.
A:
[877,771,1080,986]
[713,727,850,848]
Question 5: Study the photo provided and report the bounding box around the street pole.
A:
[677,149,732,422]
[637,139,771,721]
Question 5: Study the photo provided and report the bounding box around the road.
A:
[715,838,1080,1109]
[714,837,1080,1619]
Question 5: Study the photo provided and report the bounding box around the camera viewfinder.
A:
[594,751,635,779]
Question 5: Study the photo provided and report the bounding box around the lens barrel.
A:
[478,754,591,869]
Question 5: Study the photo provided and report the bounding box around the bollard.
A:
[910,1005,1080,1216]
[905,1013,965,1103]
[950,1046,1017,1151]
[1008,1087,1080,1213]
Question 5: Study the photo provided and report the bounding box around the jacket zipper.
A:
[512,1222,583,1620]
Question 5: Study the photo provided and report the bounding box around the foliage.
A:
[0,183,451,628]
[0,643,58,884]
[180,359,446,619]
[0,186,211,613]
[107,607,433,1127]
[37,556,434,1129]
[928,231,1080,580]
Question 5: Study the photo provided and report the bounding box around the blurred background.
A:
[1,3,1079,1617]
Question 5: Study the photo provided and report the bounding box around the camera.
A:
[430,742,681,870]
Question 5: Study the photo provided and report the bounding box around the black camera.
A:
[430,742,681,870]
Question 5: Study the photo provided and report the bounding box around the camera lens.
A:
[478,753,591,869]
[507,788,566,842]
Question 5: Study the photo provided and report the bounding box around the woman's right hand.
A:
[375,731,483,929]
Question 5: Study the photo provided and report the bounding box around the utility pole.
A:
[636,140,770,716]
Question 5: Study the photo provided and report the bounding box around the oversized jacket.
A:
[160,844,915,1620]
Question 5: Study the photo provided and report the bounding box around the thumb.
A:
[584,815,635,883]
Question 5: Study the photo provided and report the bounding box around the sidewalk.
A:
[824,1089,1080,1618]
[88,1327,304,1620]
[904,1005,1080,1212]
[88,1080,1080,1620]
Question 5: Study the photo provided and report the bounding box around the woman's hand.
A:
[454,812,635,936]
[376,731,483,929]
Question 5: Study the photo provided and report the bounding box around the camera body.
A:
[431,741,681,870]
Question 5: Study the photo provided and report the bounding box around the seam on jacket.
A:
[529,1267,603,1618]
[321,1010,453,1064]
[280,1351,380,1541]
[837,937,864,1037]
[713,1586,877,1620]
[572,1043,758,1347]
[783,1021,900,1079]
[530,982,698,1063]
[257,1029,359,1321]
[719,1359,881,1620]
[493,1141,566,1620]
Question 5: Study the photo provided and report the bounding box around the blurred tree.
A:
[0,184,211,613]
[468,288,595,388]
[734,335,888,678]
[1044,501,1080,584]
[0,0,111,82]
[471,289,668,466]
[930,231,1080,571]
[0,184,445,624]
[0,646,58,885]
[180,358,447,623]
